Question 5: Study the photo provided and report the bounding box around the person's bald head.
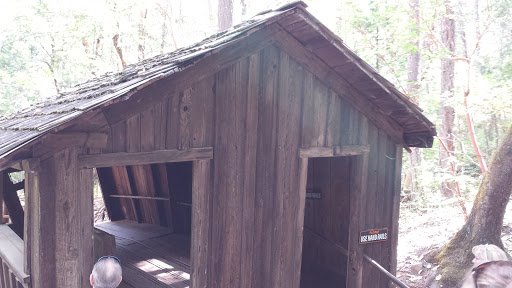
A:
[90,257,122,288]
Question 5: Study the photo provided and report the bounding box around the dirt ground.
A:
[396,201,512,287]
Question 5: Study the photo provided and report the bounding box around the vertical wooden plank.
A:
[159,97,169,150]
[1,262,7,288]
[211,58,246,288]
[251,46,279,288]
[53,148,80,287]
[140,104,161,152]
[0,259,5,288]
[190,76,215,148]
[293,157,308,288]
[378,136,395,275]
[359,115,369,146]
[274,52,303,288]
[313,78,329,147]
[10,271,17,288]
[270,50,289,288]
[240,52,259,288]
[389,144,403,282]
[129,165,160,224]
[166,92,181,150]
[179,88,192,150]
[340,98,350,146]
[31,156,57,288]
[301,71,313,148]
[3,263,9,288]
[301,76,329,148]
[111,167,138,221]
[362,124,380,288]
[191,160,211,288]
[346,154,368,288]
[79,167,94,288]
[126,114,141,153]
[326,90,342,147]
[22,159,40,276]
[373,130,389,286]
[116,115,142,222]
[111,121,127,153]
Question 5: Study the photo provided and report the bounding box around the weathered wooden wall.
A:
[41,41,402,287]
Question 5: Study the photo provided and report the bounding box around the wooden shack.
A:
[0,2,435,288]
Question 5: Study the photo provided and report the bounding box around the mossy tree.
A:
[435,126,512,286]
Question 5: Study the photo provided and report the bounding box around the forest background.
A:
[1,0,511,286]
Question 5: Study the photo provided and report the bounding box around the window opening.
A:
[94,161,192,288]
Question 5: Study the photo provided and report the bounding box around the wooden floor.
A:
[95,220,191,288]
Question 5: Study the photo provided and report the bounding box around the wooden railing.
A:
[0,225,30,288]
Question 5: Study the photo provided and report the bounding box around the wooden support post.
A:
[30,155,55,288]
[346,154,369,288]
[293,158,309,288]
[31,148,94,288]
[22,159,40,277]
[191,160,211,288]
[389,145,403,284]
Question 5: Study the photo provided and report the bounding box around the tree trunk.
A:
[439,2,457,197]
[435,126,512,287]
[406,0,421,199]
[112,34,127,69]
[218,0,233,31]
[460,4,487,174]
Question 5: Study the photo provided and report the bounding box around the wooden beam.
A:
[299,145,370,158]
[9,162,22,171]
[32,132,108,158]
[79,147,213,169]
[267,23,405,145]
[0,148,32,174]
[109,195,170,201]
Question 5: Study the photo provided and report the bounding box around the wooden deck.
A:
[95,220,190,288]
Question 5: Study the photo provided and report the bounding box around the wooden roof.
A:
[0,1,435,161]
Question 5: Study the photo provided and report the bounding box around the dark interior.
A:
[300,157,351,288]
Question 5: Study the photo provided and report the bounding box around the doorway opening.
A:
[94,161,193,288]
[300,157,352,288]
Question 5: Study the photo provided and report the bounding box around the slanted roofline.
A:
[0,1,435,167]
